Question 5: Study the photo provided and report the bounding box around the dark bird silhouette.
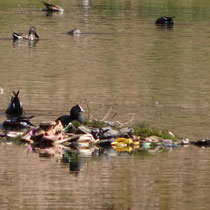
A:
[191,139,210,147]
[5,91,24,117]
[3,91,34,129]
[155,16,174,26]
[56,104,86,126]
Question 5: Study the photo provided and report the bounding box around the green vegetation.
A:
[133,122,177,140]
[75,120,177,140]
[84,120,110,129]
[0,135,22,145]
[71,120,110,129]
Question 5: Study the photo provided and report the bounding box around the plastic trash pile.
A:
[1,90,208,160]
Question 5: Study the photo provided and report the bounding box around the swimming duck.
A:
[67,28,81,36]
[5,91,24,117]
[56,104,86,126]
[13,27,39,41]
[155,16,174,25]
[191,139,210,147]
[42,1,64,12]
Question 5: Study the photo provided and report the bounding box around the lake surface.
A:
[1,0,210,209]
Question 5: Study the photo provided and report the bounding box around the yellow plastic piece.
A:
[111,138,140,152]
[111,138,133,146]
[112,146,133,152]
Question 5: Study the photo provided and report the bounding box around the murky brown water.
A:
[1,144,210,210]
[1,0,210,209]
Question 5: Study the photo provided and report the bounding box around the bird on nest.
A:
[56,104,86,126]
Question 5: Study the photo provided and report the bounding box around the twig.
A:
[115,121,123,127]
[111,112,117,120]
[100,107,112,121]
[84,98,90,120]
[116,113,135,128]
[89,114,95,121]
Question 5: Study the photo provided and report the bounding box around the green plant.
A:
[133,122,177,140]
[84,120,109,129]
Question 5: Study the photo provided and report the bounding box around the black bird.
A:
[56,104,86,126]
[155,16,174,26]
[191,139,210,147]
[5,91,24,117]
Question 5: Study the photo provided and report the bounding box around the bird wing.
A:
[42,1,53,7]
[42,1,61,10]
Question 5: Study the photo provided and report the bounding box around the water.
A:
[1,145,210,210]
[1,0,210,209]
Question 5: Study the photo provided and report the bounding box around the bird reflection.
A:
[12,39,39,48]
[61,150,83,175]
[69,157,83,176]
[156,24,174,30]
[82,0,90,10]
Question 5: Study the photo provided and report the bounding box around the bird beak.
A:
[79,105,85,113]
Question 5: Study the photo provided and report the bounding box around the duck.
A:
[13,27,39,41]
[56,104,86,126]
[67,28,81,36]
[5,91,24,117]
[42,1,64,12]
[3,91,35,129]
[155,16,174,26]
[191,139,210,147]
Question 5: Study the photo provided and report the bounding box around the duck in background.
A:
[155,16,174,26]
[42,1,64,12]
[13,27,39,41]
[56,104,86,126]
[191,139,210,147]
[68,28,81,36]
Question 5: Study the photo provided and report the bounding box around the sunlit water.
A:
[1,0,210,209]
[1,144,210,210]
